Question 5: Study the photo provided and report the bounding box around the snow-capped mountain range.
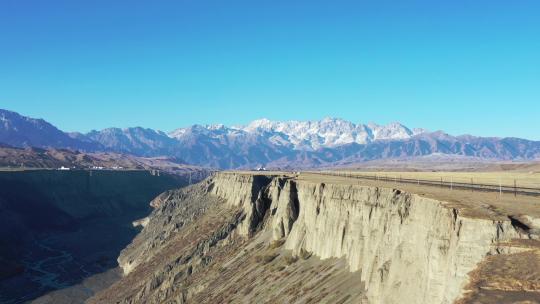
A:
[1,109,540,169]
[169,118,427,150]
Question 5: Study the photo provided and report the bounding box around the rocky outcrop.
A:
[92,172,539,304]
[208,173,275,235]
[267,178,300,239]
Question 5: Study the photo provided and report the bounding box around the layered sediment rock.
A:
[281,182,525,303]
[93,172,539,304]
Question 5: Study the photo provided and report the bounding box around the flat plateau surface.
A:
[304,172,540,220]
[228,171,540,220]
[333,170,540,189]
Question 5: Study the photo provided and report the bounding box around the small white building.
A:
[58,166,70,171]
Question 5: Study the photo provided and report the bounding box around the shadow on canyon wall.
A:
[0,170,186,304]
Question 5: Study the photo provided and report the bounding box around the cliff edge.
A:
[89,172,540,304]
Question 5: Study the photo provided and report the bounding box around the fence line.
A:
[312,171,540,197]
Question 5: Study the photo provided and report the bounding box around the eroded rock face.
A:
[267,178,300,239]
[208,173,274,236]
[282,182,524,304]
[90,172,539,304]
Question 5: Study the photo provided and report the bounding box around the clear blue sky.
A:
[1,1,539,139]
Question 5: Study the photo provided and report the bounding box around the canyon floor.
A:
[80,171,540,304]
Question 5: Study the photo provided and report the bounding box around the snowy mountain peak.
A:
[169,118,422,150]
[368,122,413,140]
[243,118,275,131]
[242,118,423,149]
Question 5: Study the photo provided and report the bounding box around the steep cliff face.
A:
[209,173,274,236]
[281,182,524,304]
[91,172,540,304]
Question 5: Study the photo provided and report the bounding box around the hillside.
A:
[0,145,207,176]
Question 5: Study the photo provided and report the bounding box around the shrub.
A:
[254,253,279,265]
[274,265,286,272]
[299,248,312,260]
[284,255,298,265]
[268,239,286,249]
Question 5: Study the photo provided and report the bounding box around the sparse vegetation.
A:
[284,255,298,265]
[242,285,254,296]
[268,239,286,249]
[274,265,286,272]
[335,294,352,304]
[299,248,312,260]
[254,253,279,265]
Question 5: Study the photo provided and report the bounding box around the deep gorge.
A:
[0,170,185,303]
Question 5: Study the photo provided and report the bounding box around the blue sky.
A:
[1,1,539,139]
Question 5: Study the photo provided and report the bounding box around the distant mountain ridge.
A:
[0,109,100,151]
[1,109,539,169]
[0,144,203,174]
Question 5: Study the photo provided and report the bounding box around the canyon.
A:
[0,170,189,303]
[87,171,540,304]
